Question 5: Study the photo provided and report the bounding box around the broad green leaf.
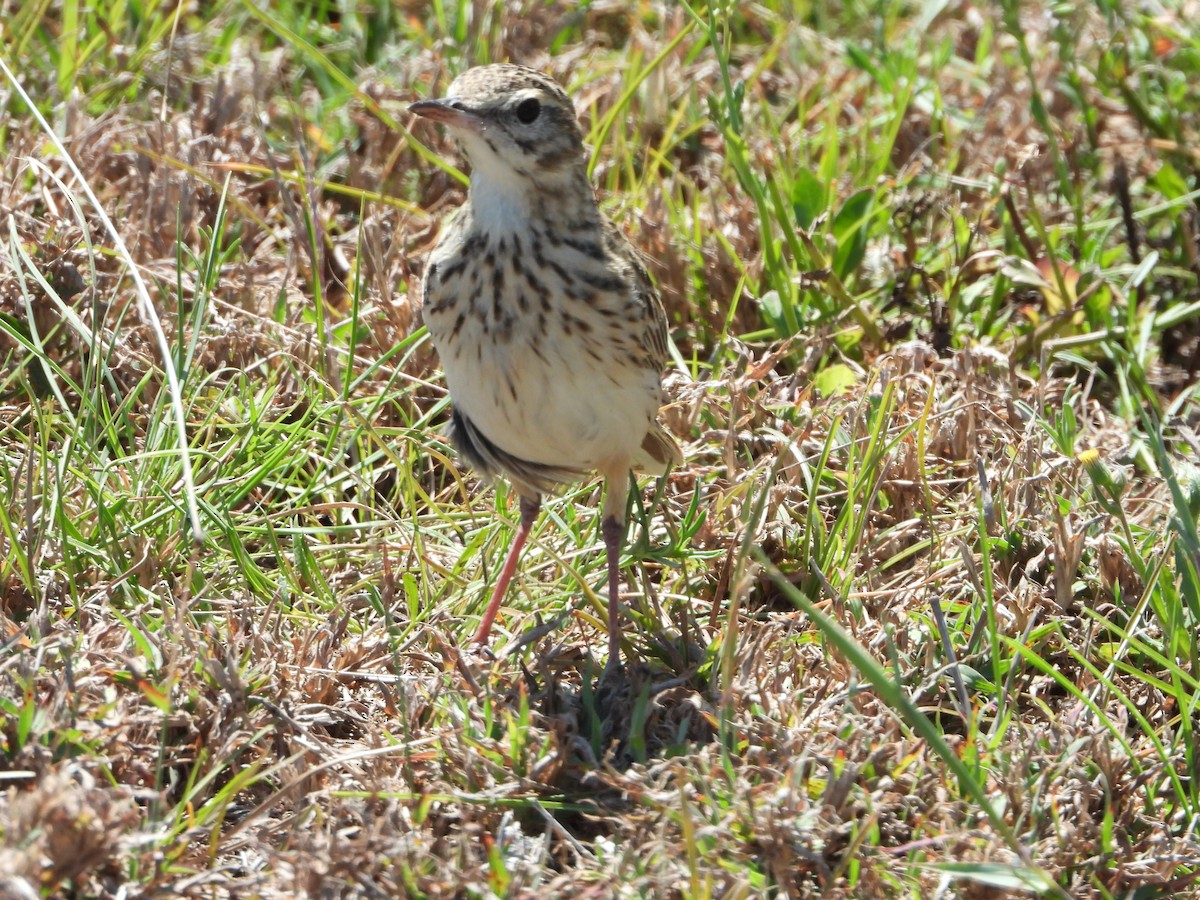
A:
[812,363,858,398]
[931,862,1055,892]
[1152,162,1190,201]
[791,168,827,231]
[831,188,873,280]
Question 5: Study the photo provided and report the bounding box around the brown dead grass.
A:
[2,2,1199,897]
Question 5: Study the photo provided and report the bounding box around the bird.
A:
[410,64,682,677]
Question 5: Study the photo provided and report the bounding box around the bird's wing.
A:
[602,218,670,368]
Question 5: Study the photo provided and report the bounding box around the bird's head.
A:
[410,64,587,192]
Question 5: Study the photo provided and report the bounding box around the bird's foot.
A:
[451,639,500,687]
[594,654,631,722]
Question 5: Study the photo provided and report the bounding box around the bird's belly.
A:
[434,315,658,472]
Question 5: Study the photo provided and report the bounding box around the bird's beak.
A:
[408,99,481,131]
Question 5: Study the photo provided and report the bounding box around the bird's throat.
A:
[466,165,535,236]
[466,164,597,240]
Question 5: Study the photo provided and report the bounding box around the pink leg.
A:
[472,495,540,646]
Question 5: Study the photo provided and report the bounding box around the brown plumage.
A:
[412,64,681,675]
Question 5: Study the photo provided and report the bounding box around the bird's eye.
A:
[515,97,541,124]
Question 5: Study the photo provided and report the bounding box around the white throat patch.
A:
[461,134,531,235]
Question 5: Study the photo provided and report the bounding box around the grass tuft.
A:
[2,1,1199,895]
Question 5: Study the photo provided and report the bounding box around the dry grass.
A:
[2,1,1200,897]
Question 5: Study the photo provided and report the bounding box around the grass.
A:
[2,0,1200,896]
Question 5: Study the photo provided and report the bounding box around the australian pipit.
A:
[411,64,681,676]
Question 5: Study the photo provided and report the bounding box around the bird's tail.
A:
[638,422,683,472]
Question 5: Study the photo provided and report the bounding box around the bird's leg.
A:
[600,470,632,678]
[472,493,540,646]
[601,514,625,677]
